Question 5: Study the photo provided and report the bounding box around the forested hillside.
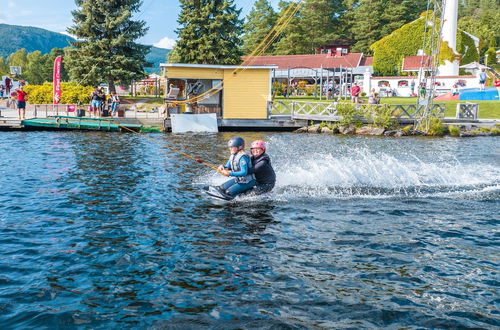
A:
[0,24,169,74]
[0,23,73,58]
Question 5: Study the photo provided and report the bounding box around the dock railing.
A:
[25,104,167,120]
[268,100,446,122]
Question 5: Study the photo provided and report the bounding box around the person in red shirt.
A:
[350,83,361,104]
[16,86,28,120]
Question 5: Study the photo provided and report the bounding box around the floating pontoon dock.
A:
[21,116,142,132]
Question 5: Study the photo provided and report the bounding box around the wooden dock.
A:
[0,111,143,131]
[163,117,305,131]
[0,118,22,129]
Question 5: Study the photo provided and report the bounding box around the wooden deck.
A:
[164,117,305,131]
[0,118,22,129]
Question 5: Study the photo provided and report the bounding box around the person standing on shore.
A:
[110,91,120,117]
[4,76,12,96]
[350,83,361,104]
[16,86,28,120]
[90,86,102,118]
[479,69,487,91]
[99,87,107,116]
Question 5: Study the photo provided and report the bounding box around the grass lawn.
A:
[275,96,500,119]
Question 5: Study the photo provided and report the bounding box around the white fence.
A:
[268,100,446,121]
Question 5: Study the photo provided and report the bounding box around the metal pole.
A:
[272,69,276,97]
[340,65,343,99]
[320,66,323,100]
[287,67,290,98]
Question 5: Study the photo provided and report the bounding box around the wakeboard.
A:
[202,186,234,201]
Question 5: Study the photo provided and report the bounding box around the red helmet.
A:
[250,140,266,151]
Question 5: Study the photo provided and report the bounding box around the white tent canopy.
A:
[459,62,490,70]
[459,62,490,75]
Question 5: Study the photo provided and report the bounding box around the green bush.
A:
[402,125,413,132]
[24,83,93,104]
[361,104,397,129]
[427,118,445,136]
[273,82,285,95]
[305,86,314,96]
[491,127,500,135]
[484,47,496,66]
[336,102,362,127]
[448,125,461,136]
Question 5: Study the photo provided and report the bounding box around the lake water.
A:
[0,131,499,328]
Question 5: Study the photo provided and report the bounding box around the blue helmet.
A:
[228,136,245,148]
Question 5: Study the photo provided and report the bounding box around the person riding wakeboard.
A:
[215,136,256,200]
[250,140,276,195]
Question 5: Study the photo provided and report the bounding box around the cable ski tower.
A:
[415,0,450,132]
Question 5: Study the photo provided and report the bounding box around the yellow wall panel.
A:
[165,67,224,80]
[223,69,270,119]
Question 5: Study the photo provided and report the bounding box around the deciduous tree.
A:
[458,0,500,54]
[8,49,28,71]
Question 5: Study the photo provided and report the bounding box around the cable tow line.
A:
[113,121,223,174]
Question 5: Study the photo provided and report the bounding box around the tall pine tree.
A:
[171,0,243,64]
[274,0,346,55]
[348,0,385,54]
[66,0,150,91]
[242,0,278,55]
[349,0,427,55]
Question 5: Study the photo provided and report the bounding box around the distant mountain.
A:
[0,23,74,57]
[0,23,170,73]
[145,46,171,73]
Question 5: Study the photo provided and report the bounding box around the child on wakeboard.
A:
[250,140,276,195]
[216,136,256,199]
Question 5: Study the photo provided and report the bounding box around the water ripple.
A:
[0,132,498,328]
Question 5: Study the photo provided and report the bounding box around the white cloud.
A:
[59,31,78,39]
[154,37,176,49]
[8,1,15,8]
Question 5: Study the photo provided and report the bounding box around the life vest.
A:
[229,151,255,183]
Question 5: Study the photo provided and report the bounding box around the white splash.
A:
[195,138,500,200]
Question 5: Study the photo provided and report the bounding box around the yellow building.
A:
[160,63,277,119]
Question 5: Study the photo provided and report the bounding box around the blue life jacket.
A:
[229,152,255,183]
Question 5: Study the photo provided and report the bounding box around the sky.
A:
[0,0,281,49]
